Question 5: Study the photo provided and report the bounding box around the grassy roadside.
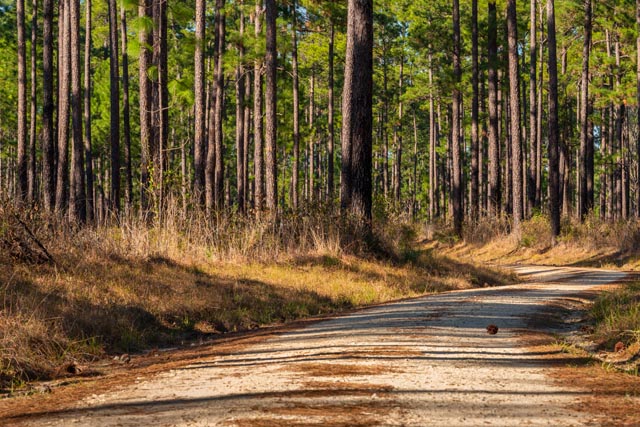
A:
[0,207,515,392]
[590,280,640,363]
[434,214,640,271]
[432,214,640,372]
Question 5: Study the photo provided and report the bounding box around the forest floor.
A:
[2,265,639,426]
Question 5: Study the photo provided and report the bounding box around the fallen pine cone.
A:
[57,361,83,376]
[614,341,625,353]
[486,324,499,335]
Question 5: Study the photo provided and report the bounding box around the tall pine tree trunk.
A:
[536,2,544,207]
[84,0,94,221]
[340,0,373,220]
[243,61,251,209]
[28,0,38,204]
[42,0,55,211]
[213,0,226,211]
[579,0,592,220]
[614,41,624,219]
[291,1,300,209]
[637,0,640,218]
[69,0,85,222]
[488,1,501,216]
[265,0,277,213]
[382,42,389,198]
[429,52,437,220]
[139,0,151,213]
[253,3,264,214]
[528,0,537,214]
[507,0,523,229]
[327,22,335,202]
[308,72,315,203]
[394,56,404,204]
[412,108,418,218]
[470,0,479,220]
[108,0,120,214]
[451,0,463,236]
[121,5,132,209]
[17,0,28,202]
[236,5,246,213]
[56,0,70,213]
[151,0,168,216]
[547,0,561,241]
[193,0,206,206]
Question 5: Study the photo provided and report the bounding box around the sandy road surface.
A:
[19,266,628,426]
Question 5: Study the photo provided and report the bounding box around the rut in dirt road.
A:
[16,266,628,426]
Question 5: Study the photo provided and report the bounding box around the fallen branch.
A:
[13,214,56,265]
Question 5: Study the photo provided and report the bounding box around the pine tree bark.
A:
[528,0,537,214]
[412,108,418,218]
[614,41,624,219]
[547,0,561,241]
[108,0,120,214]
[382,41,389,198]
[139,0,152,213]
[42,0,55,211]
[28,0,37,204]
[69,0,85,222]
[264,0,277,213]
[428,52,436,220]
[637,0,640,218]
[56,0,70,213]
[488,1,501,216]
[536,3,544,207]
[308,71,315,203]
[193,0,206,206]
[151,0,168,216]
[394,56,404,204]
[579,0,592,220]
[327,21,335,202]
[340,0,373,220]
[507,0,523,229]
[235,4,246,213]
[243,63,251,209]
[84,0,94,221]
[17,0,28,202]
[451,0,463,236]
[120,5,132,209]
[253,3,264,214]
[213,0,226,211]
[470,0,479,220]
[291,1,300,209]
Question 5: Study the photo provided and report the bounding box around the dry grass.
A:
[436,214,640,271]
[0,203,514,391]
[590,281,640,357]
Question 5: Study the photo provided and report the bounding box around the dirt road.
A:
[17,266,630,426]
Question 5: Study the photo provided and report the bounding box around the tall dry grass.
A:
[436,211,640,270]
[0,200,514,390]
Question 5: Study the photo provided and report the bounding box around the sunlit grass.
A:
[437,214,640,271]
[591,281,640,350]
[0,204,515,389]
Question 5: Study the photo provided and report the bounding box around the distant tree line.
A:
[1,0,640,239]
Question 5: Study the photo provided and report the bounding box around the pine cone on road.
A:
[486,324,499,335]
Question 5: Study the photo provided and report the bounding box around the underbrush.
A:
[0,202,514,391]
[590,281,640,352]
[438,213,640,270]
